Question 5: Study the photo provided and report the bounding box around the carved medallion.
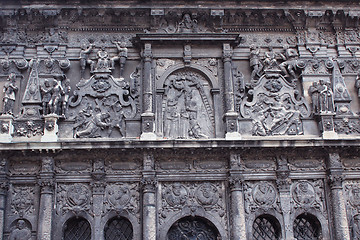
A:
[252,182,276,207]
[195,183,219,206]
[91,78,111,93]
[164,183,188,207]
[106,185,131,209]
[292,181,316,205]
[67,183,91,208]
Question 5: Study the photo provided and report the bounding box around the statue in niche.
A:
[2,73,18,115]
[79,43,94,79]
[61,78,71,117]
[40,79,53,115]
[112,42,128,78]
[249,45,262,82]
[163,72,213,139]
[179,13,198,33]
[309,79,334,114]
[279,45,299,82]
[9,220,31,240]
[353,215,360,240]
[75,107,111,138]
[48,78,65,115]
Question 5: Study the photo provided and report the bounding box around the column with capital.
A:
[141,43,156,140]
[229,152,246,239]
[142,153,157,240]
[326,151,350,239]
[223,44,241,140]
[37,157,55,240]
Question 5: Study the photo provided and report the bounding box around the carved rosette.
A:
[11,185,35,217]
[56,183,92,215]
[244,181,281,214]
[159,182,226,230]
[104,183,139,218]
[291,180,325,213]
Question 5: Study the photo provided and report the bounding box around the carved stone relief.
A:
[240,72,310,136]
[244,181,281,214]
[162,70,215,139]
[10,185,35,217]
[56,183,92,215]
[344,181,360,228]
[159,182,226,231]
[104,183,140,220]
[8,219,32,240]
[291,180,325,213]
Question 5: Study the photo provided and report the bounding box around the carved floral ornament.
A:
[11,185,35,217]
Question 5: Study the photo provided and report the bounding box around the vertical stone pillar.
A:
[276,156,293,240]
[229,153,246,239]
[0,158,8,240]
[223,44,241,140]
[91,159,105,240]
[141,43,156,140]
[326,151,350,239]
[142,153,156,240]
[37,157,55,240]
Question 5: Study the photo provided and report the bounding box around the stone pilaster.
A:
[142,153,156,240]
[223,43,241,140]
[229,153,246,239]
[326,151,350,239]
[91,159,105,240]
[37,157,55,240]
[0,158,8,240]
[141,43,156,140]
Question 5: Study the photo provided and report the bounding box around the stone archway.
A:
[166,216,220,240]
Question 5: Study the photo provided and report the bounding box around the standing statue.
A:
[113,42,128,78]
[9,220,31,240]
[49,79,65,115]
[249,45,261,81]
[3,73,18,115]
[309,81,320,114]
[279,45,299,80]
[41,79,53,115]
[62,78,71,117]
[79,43,93,79]
[318,80,334,113]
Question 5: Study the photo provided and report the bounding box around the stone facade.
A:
[1,0,360,239]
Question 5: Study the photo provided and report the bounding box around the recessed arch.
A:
[293,213,322,240]
[252,214,282,240]
[104,216,133,240]
[63,217,91,240]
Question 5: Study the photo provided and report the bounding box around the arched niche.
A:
[291,209,330,239]
[252,214,282,240]
[53,211,93,240]
[101,210,140,240]
[157,66,217,139]
[293,213,323,240]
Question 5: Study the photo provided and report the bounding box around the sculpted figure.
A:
[249,45,261,81]
[179,13,198,33]
[49,79,64,115]
[79,43,93,79]
[318,80,334,113]
[356,73,360,97]
[75,108,111,138]
[113,42,128,78]
[263,47,278,69]
[279,45,299,80]
[309,81,320,114]
[3,73,18,115]
[9,220,31,240]
[40,79,53,115]
[62,78,71,117]
[94,46,111,72]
